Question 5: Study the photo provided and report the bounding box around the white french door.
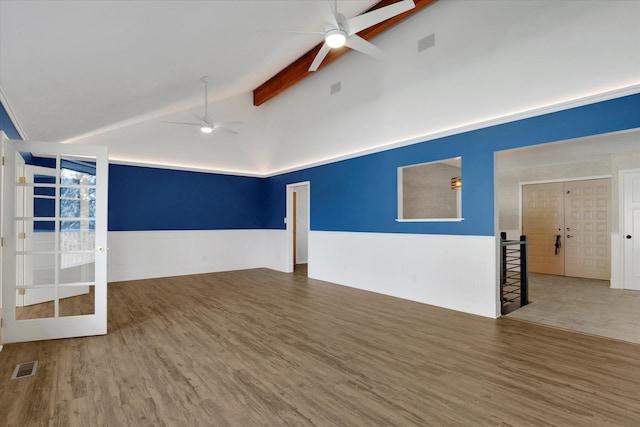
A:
[1,138,108,343]
[621,170,640,290]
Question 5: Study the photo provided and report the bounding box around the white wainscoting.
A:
[106,229,500,318]
[107,230,273,282]
[262,229,291,273]
[309,231,500,318]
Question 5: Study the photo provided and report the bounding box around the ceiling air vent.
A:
[418,33,435,53]
[11,361,38,379]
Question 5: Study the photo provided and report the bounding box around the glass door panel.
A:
[59,285,95,317]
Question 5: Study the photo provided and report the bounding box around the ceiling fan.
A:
[163,76,242,134]
[306,0,415,71]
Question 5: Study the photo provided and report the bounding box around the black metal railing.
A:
[500,232,528,315]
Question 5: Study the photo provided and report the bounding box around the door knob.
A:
[566,234,573,238]
[627,235,633,239]
[96,246,104,252]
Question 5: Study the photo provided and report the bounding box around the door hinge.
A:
[18,232,26,240]
[1,237,3,247]
[18,176,26,184]
[2,155,4,166]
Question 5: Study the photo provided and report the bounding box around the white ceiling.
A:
[0,1,378,146]
[1,0,639,175]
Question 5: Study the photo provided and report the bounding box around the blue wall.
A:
[0,101,22,140]
[4,95,639,235]
[264,93,640,236]
[108,164,265,231]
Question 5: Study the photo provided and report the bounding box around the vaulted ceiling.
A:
[1,1,638,175]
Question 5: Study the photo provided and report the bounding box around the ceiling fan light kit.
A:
[325,29,347,48]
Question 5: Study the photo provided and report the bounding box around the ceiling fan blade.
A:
[163,121,201,126]
[316,0,339,28]
[216,126,239,135]
[258,30,325,35]
[346,0,415,35]
[344,34,387,60]
[309,42,332,71]
[214,121,244,126]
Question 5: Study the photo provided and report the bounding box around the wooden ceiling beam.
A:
[253,0,436,106]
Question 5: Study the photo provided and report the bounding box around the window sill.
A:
[396,218,465,223]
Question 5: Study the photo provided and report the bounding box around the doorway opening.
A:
[286,182,310,276]
[495,129,640,344]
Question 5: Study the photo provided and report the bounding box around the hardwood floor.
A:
[15,287,95,320]
[294,263,308,276]
[2,268,640,426]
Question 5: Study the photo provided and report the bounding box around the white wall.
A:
[262,229,290,273]
[309,231,500,318]
[107,230,271,282]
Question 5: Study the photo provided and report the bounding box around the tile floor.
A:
[507,273,640,344]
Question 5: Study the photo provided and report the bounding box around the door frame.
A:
[286,181,310,273]
[0,133,5,344]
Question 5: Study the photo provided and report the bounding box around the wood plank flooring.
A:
[2,268,640,426]
[16,287,95,320]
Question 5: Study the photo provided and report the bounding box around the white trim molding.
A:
[0,86,28,140]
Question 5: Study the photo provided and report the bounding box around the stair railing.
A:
[500,232,529,315]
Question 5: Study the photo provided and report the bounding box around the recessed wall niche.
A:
[397,157,462,221]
